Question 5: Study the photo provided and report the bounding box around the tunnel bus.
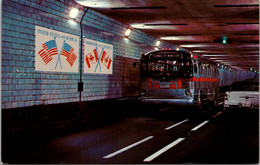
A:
[138,49,220,110]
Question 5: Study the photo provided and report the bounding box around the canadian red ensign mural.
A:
[84,39,113,74]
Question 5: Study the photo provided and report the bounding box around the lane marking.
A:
[212,111,222,118]
[143,138,185,162]
[191,120,209,131]
[164,119,189,130]
[103,136,154,159]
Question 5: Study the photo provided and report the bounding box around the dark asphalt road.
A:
[2,104,259,164]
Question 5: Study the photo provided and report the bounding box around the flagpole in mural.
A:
[94,47,103,72]
[55,38,63,69]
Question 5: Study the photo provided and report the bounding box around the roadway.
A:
[2,103,259,164]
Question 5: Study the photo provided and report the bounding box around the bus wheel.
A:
[189,91,203,117]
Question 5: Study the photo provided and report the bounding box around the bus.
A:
[137,49,220,111]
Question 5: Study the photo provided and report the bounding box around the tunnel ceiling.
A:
[75,0,259,71]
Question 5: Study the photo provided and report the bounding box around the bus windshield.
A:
[141,59,193,79]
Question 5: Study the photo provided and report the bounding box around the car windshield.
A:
[230,82,259,91]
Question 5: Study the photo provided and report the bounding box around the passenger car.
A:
[224,81,259,110]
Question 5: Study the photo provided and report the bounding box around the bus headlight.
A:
[185,89,192,97]
[140,89,146,97]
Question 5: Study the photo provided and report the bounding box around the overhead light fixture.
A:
[180,44,214,48]
[125,29,131,37]
[214,4,259,7]
[68,19,77,25]
[161,36,195,40]
[131,24,146,29]
[222,36,227,44]
[156,40,161,47]
[70,8,79,19]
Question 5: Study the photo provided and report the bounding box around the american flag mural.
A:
[60,42,77,67]
[35,26,79,72]
[38,40,58,65]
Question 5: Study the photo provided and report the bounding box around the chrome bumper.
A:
[139,97,196,106]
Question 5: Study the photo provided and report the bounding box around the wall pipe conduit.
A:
[78,8,89,102]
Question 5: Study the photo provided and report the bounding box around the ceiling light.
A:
[125,29,131,37]
[68,19,77,25]
[70,8,79,18]
[156,40,161,47]
[161,36,195,40]
[214,4,259,7]
[180,44,215,48]
[75,0,125,8]
[202,54,228,56]
[131,24,147,29]
[131,23,177,30]
[222,36,227,44]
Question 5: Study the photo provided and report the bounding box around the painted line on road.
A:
[191,120,209,131]
[164,119,189,130]
[212,111,222,118]
[143,138,185,162]
[103,136,154,159]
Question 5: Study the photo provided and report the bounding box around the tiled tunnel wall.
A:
[2,0,177,110]
[1,0,257,136]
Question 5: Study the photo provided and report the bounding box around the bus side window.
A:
[198,62,202,74]
[194,63,198,73]
[202,63,205,75]
[202,64,205,75]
